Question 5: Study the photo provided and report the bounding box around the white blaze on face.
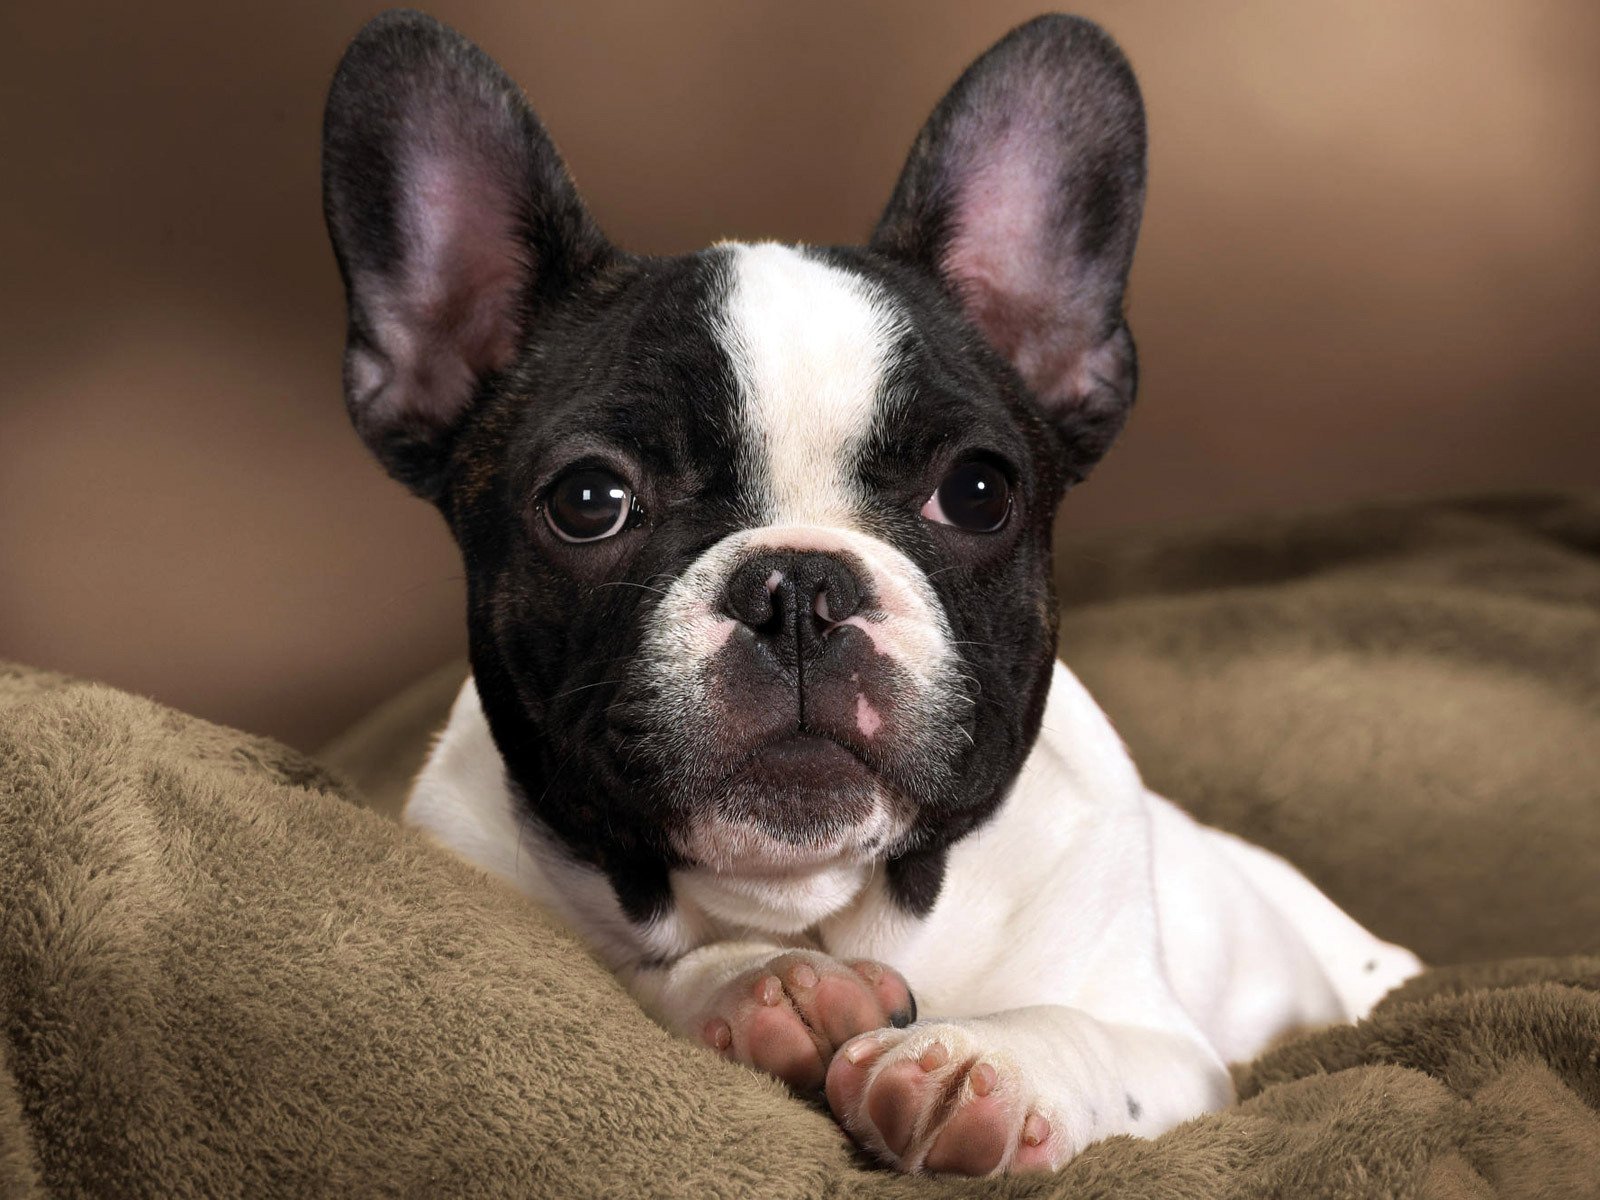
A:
[696,243,957,689]
[629,242,967,860]
[717,242,907,527]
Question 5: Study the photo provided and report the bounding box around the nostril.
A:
[723,569,777,628]
[722,551,866,641]
[814,563,863,627]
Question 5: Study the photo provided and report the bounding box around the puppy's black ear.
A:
[871,16,1147,482]
[322,10,610,497]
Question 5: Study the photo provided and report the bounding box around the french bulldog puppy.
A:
[322,10,1420,1175]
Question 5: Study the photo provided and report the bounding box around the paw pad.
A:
[699,952,915,1093]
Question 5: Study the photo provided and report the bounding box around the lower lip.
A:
[735,734,865,787]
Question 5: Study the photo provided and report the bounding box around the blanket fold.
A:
[3,491,1598,1198]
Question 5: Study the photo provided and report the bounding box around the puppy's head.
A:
[322,11,1145,918]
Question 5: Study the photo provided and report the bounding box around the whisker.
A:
[548,679,623,701]
[594,581,670,598]
[514,750,581,878]
[520,745,585,871]
[375,573,467,613]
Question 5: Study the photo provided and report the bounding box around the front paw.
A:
[825,1023,1060,1175]
[698,950,915,1093]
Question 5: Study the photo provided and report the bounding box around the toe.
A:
[1012,1113,1056,1172]
[702,1017,733,1054]
[743,1003,824,1091]
[824,1035,882,1122]
[810,974,881,1047]
[849,960,916,1027]
[923,1068,1012,1175]
[865,1059,933,1158]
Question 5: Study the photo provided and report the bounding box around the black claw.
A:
[889,989,918,1028]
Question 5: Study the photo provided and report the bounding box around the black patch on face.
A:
[452,253,754,915]
[1126,1093,1142,1121]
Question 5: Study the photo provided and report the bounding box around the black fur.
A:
[871,14,1147,484]
[322,9,611,498]
[322,12,1147,925]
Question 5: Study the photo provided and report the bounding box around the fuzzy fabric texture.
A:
[3,491,1599,1198]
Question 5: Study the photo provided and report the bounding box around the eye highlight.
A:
[921,461,1012,533]
[544,467,636,543]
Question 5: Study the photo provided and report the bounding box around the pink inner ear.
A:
[939,115,1111,414]
[359,139,527,429]
[406,149,525,369]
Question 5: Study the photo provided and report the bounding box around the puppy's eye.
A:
[921,461,1011,532]
[544,468,635,543]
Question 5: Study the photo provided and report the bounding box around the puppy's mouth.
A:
[666,731,908,874]
[724,731,873,794]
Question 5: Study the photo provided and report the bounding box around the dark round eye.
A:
[544,468,635,543]
[921,461,1011,532]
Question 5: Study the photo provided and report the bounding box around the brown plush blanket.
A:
[3,492,1598,1198]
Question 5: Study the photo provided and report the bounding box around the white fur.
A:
[407,663,1421,1165]
[717,242,906,527]
[402,239,1420,1172]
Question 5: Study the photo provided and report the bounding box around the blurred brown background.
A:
[2,1,1596,752]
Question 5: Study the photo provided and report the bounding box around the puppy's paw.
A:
[698,951,915,1092]
[825,1023,1063,1175]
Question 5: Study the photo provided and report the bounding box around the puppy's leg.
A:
[628,943,916,1092]
[825,1005,1230,1175]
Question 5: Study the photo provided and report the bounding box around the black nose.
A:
[720,551,865,661]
